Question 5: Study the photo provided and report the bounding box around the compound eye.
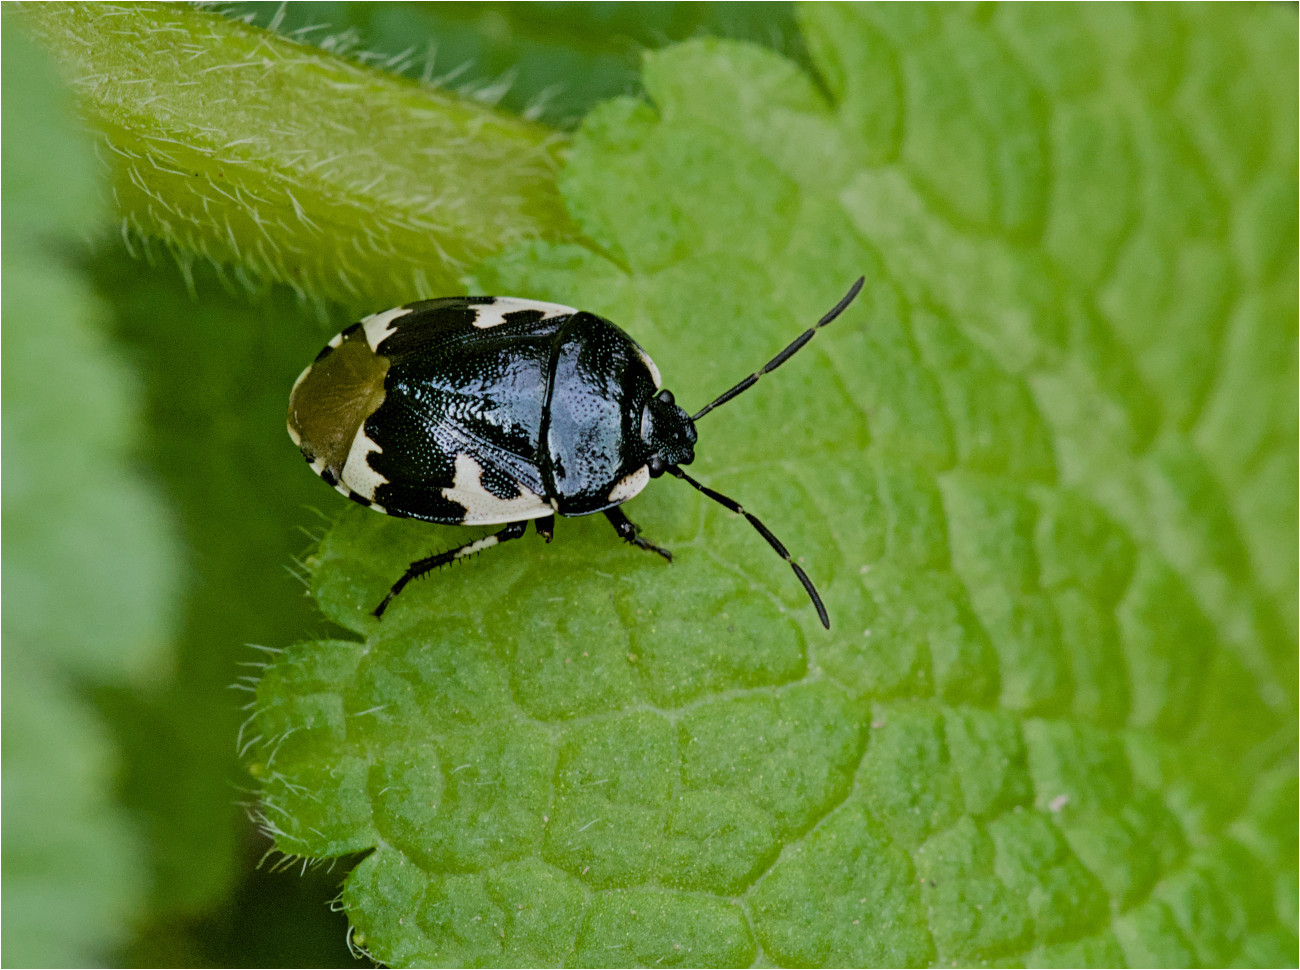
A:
[647,455,666,477]
[655,389,675,405]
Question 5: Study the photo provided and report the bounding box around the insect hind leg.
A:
[373,519,530,618]
[604,507,672,562]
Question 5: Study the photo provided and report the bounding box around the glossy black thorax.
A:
[540,311,666,513]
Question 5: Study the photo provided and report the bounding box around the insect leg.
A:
[668,466,829,628]
[604,507,673,562]
[373,519,529,618]
[534,514,556,542]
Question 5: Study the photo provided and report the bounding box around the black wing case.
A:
[363,298,573,524]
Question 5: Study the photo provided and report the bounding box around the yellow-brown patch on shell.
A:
[287,327,389,475]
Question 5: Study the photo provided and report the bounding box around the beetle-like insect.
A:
[288,278,864,626]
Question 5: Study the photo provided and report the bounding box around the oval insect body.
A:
[290,297,673,523]
[289,280,865,627]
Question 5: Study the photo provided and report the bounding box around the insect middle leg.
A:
[604,507,672,562]
[373,518,532,618]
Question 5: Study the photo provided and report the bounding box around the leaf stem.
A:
[19,2,576,308]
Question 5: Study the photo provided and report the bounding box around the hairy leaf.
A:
[19,1,573,311]
[223,2,806,129]
[252,6,1296,966]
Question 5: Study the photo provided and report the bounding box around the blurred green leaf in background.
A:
[2,21,178,967]
[5,3,1296,968]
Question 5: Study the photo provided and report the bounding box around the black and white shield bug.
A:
[288,279,864,626]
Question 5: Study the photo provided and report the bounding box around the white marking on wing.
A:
[470,297,576,329]
[444,453,551,524]
[607,465,650,505]
[341,426,387,500]
[637,347,662,388]
[361,307,413,350]
[333,480,386,514]
[289,360,315,398]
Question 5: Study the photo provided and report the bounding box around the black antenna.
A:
[691,276,865,422]
[668,466,830,629]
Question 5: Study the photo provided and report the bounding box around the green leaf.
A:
[1,20,181,965]
[222,2,806,130]
[19,2,573,311]
[253,6,1296,965]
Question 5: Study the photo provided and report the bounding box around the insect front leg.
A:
[373,519,530,618]
[604,507,672,562]
[534,514,555,542]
